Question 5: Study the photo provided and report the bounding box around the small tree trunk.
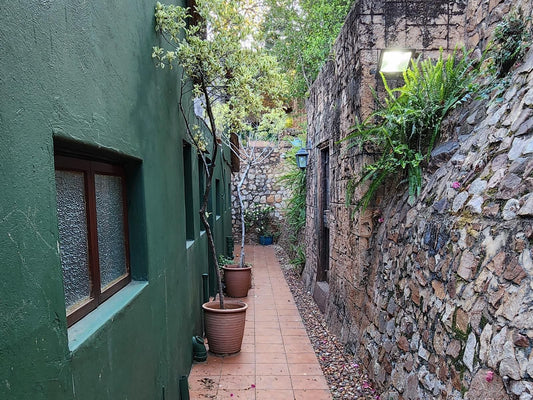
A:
[200,206,223,308]
[237,162,252,268]
[199,144,223,308]
[197,76,224,309]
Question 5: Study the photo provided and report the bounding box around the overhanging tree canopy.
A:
[152,0,288,306]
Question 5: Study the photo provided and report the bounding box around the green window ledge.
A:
[68,281,148,352]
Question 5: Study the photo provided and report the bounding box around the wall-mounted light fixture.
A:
[295,147,309,170]
[379,49,413,74]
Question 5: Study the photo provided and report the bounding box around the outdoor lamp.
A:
[379,49,413,73]
[295,147,309,170]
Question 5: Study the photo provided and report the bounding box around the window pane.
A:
[183,142,195,240]
[55,170,91,311]
[95,174,127,290]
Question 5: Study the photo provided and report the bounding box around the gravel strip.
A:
[274,245,378,400]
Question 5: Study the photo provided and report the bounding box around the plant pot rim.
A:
[202,300,248,313]
[222,265,252,271]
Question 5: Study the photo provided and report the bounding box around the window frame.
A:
[215,178,221,217]
[55,155,131,327]
[182,141,196,241]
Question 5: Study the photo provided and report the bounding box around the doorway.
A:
[314,146,330,312]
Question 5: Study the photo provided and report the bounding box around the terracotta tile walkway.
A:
[190,245,332,400]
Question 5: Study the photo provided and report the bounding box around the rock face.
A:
[303,0,533,399]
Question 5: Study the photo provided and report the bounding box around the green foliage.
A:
[279,139,307,234]
[262,0,353,101]
[488,8,531,78]
[290,243,306,270]
[218,255,235,267]
[345,48,481,212]
[244,204,275,236]
[278,136,307,270]
[153,1,288,141]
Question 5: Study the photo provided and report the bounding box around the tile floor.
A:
[189,245,331,400]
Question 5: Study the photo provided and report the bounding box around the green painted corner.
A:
[0,1,233,399]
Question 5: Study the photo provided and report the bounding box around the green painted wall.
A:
[0,1,232,399]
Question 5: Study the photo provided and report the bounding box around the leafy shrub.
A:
[488,8,531,78]
[279,136,307,271]
[218,255,235,267]
[262,0,353,101]
[289,242,306,271]
[345,48,481,212]
[244,204,275,236]
[279,166,306,234]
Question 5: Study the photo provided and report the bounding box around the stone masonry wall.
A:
[231,141,292,243]
[304,0,533,399]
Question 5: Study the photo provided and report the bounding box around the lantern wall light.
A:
[295,147,309,170]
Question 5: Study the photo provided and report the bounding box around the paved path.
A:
[190,245,332,399]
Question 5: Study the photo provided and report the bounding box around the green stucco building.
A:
[0,1,232,398]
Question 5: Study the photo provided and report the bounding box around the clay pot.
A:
[202,300,248,355]
[223,265,252,297]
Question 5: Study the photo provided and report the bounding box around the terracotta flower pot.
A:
[223,265,252,297]
[202,300,248,355]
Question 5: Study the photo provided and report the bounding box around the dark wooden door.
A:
[317,147,330,283]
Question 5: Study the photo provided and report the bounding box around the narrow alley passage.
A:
[190,245,332,400]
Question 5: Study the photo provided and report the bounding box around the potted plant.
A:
[219,255,251,298]
[245,204,275,245]
[153,0,287,354]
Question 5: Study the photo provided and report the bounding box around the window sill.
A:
[68,281,148,352]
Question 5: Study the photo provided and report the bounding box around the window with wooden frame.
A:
[215,179,221,217]
[54,155,131,327]
[183,141,195,240]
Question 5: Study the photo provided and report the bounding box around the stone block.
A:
[465,369,509,400]
[496,284,529,322]
[488,326,508,369]
[458,250,477,281]
[398,335,410,352]
[432,280,446,300]
[502,259,527,284]
[479,323,493,363]
[513,332,529,348]
[450,365,462,391]
[454,307,469,334]
[500,340,521,380]
[463,332,477,372]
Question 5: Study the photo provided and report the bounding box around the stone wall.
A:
[304,0,533,398]
[231,140,292,243]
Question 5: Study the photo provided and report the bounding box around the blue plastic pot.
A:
[259,235,273,245]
